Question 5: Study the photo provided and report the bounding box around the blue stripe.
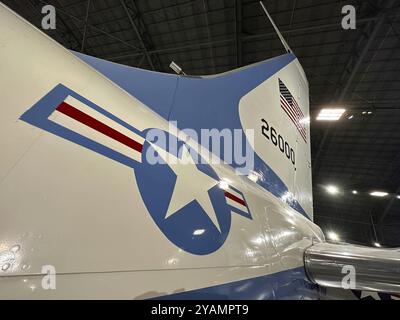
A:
[20,84,143,169]
[153,266,322,300]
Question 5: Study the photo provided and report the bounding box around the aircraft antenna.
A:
[259,1,292,54]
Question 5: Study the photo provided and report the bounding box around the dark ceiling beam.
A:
[378,191,400,224]
[315,158,392,167]
[136,54,146,68]
[65,5,398,37]
[286,0,298,43]
[80,0,91,53]
[201,0,216,73]
[234,0,243,67]
[28,0,83,50]
[52,0,87,51]
[362,141,400,243]
[312,0,396,172]
[151,9,400,41]
[95,37,351,60]
[120,0,158,71]
[62,0,195,19]
[81,13,397,51]
[38,0,142,52]
[103,37,230,61]
[101,13,400,62]
[377,150,400,226]
[139,0,194,21]
[59,0,385,23]
[338,26,388,100]
[315,215,372,226]
[74,1,400,32]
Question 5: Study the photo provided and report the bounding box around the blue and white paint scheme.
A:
[0,2,353,300]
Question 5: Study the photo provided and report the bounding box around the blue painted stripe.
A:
[153,266,321,300]
[20,83,143,169]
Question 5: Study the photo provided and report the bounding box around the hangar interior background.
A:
[5,0,400,247]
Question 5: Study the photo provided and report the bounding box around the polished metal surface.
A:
[304,242,400,293]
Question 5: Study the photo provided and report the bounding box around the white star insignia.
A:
[150,143,221,232]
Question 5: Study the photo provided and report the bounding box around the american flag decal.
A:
[279,79,307,143]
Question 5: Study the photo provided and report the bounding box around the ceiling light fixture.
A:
[374,242,381,247]
[369,191,389,197]
[317,108,346,121]
[325,185,339,195]
[352,190,358,194]
[327,231,339,242]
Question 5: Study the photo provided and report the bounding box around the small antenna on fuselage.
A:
[169,61,187,76]
[259,1,292,54]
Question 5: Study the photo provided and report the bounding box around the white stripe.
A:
[49,110,142,163]
[63,96,145,145]
[226,197,249,213]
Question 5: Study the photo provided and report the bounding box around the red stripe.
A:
[280,98,301,131]
[291,100,307,131]
[292,98,305,119]
[56,102,143,153]
[293,101,305,119]
[281,96,301,123]
[280,97,307,141]
[224,191,246,207]
[286,97,305,126]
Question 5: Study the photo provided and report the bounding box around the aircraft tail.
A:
[76,52,313,220]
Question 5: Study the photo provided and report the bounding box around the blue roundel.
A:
[134,131,232,255]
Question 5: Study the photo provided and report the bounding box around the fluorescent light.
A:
[352,190,358,194]
[367,111,372,114]
[327,231,339,241]
[370,191,389,197]
[397,195,400,199]
[325,185,339,195]
[362,111,367,115]
[317,108,346,121]
[374,242,381,247]
[348,115,354,120]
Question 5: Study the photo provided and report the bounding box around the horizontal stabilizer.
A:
[305,243,400,293]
